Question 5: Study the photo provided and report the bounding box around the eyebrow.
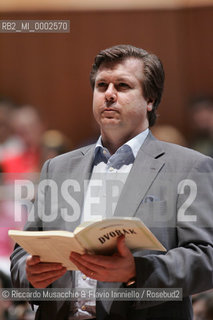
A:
[95,76,133,83]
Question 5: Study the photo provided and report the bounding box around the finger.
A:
[27,267,67,283]
[69,257,94,276]
[26,262,65,275]
[70,255,105,274]
[70,256,107,279]
[70,257,117,282]
[32,272,66,288]
[26,255,40,266]
[117,236,131,257]
[70,252,116,268]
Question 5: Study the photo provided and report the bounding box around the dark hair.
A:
[90,44,165,126]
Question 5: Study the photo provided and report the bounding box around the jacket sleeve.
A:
[134,155,213,306]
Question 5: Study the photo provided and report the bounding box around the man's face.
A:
[92,58,153,139]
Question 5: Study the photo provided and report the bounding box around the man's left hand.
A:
[69,236,136,282]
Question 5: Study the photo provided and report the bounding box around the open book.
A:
[9,217,166,270]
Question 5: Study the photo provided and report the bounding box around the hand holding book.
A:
[26,255,67,289]
[69,235,136,283]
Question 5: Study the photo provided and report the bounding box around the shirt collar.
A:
[95,128,149,159]
[125,128,149,158]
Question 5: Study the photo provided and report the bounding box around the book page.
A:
[9,230,85,270]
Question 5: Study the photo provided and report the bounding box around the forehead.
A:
[95,58,144,82]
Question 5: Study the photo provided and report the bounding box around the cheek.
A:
[93,92,102,107]
[118,93,131,105]
[119,92,146,107]
[123,98,147,116]
[92,94,98,111]
[127,109,144,120]
[92,96,101,120]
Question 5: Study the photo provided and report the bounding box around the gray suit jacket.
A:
[10,133,213,320]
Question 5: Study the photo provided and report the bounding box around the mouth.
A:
[102,107,118,113]
[102,109,118,118]
[101,110,119,120]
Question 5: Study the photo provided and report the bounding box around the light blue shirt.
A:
[95,127,149,160]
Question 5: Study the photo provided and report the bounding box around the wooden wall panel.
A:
[0,9,212,146]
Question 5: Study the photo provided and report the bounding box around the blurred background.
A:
[0,0,213,319]
[0,0,213,148]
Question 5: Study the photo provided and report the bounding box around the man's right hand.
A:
[26,255,67,288]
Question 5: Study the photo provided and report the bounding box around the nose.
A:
[105,83,117,102]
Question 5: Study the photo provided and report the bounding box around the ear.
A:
[147,101,153,111]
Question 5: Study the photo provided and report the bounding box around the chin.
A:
[101,118,120,128]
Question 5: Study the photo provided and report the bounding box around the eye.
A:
[117,83,130,89]
[97,82,107,88]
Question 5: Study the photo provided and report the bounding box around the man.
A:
[10,45,213,320]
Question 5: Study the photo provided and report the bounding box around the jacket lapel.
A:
[69,136,165,222]
[62,144,96,232]
[114,133,165,217]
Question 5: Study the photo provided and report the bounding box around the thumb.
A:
[26,255,40,266]
[117,236,131,257]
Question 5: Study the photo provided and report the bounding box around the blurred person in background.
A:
[40,129,72,165]
[192,293,208,320]
[0,270,13,320]
[0,99,24,163]
[0,100,25,275]
[205,292,213,320]
[0,162,25,276]
[151,124,187,146]
[0,110,73,275]
[0,270,35,320]
[2,105,73,175]
[2,105,45,175]
[189,96,213,157]
[0,105,45,274]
